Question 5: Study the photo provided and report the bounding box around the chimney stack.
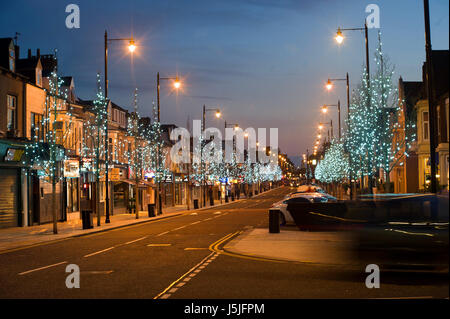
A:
[37,48,40,58]
[28,49,31,58]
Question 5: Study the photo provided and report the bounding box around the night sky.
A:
[1,0,448,159]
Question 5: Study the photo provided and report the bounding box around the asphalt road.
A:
[0,186,447,299]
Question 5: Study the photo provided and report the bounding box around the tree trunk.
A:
[96,180,101,226]
[135,183,139,219]
[52,181,57,234]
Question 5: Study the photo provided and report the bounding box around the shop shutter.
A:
[0,169,18,228]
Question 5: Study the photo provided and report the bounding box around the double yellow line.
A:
[209,231,285,264]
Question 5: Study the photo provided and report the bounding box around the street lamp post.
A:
[318,121,333,139]
[335,23,370,87]
[423,0,438,194]
[335,22,372,193]
[326,74,353,199]
[104,30,135,224]
[321,101,341,139]
[326,73,350,121]
[224,121,239,201]
[201,105,221,207]
[156,73,181,214]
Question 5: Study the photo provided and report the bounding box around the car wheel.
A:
[279,212,286,226]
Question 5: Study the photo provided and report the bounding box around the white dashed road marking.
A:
[84,247,115,258]
[18,261,68,275]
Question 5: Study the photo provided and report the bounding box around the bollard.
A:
[147,204,156,217]
[82,210,94,229]
[268,209,280,233]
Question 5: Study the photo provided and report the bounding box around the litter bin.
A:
[193,199,199,209]
[148,203,156,217]
[82,210,93,229]
[268,209,280,233]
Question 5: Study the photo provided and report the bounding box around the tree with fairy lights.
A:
[26,65,72,234]
[345,68,378,190]
[126,88,144,218]
[315,139,350,184]
[345,32,416,193]
[371,32,416,192]
[81,73,107,225]
[143,102,170,212]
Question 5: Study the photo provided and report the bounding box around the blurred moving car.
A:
[272,193,330,225]
[283,185,337,202]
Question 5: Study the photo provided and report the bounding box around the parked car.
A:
[271,193,329,225]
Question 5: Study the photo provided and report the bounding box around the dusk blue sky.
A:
[1,0,448,158]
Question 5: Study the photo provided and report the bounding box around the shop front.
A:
[63,158,80,221]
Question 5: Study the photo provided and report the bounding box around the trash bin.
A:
[193,199,199,209]
[269,209,280,233]
[82,210,93,229]
[148,203,156,217]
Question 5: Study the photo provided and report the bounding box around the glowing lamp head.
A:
[173,77,181,89]
[234,124,239,131]
[244,132,249,138]
[318,124,324,130]
[128,40,136,52]
[321,106,328,114]
[335,28,344,44]
[326,79,333,90]
[215,110,221,118]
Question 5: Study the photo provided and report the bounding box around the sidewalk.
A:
[0,192,257,253]
[224,228,357,265]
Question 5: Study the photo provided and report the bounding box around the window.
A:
[31,113,44,141]
[36,69,42,87]
[7,95,17,131]
[9,46,15,72]
[422,111,429,141]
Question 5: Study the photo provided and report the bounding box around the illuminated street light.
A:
[173,76,181,89]
[104,30,136,224]
[326,79,333,90]
[335,28,344,44]
[128,39,136,52]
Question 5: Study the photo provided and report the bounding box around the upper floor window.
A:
[7,95,17,131]
[36,68,42,87]
[9,47,15,72]
[422,111,429,141]
[31,112,44,141]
